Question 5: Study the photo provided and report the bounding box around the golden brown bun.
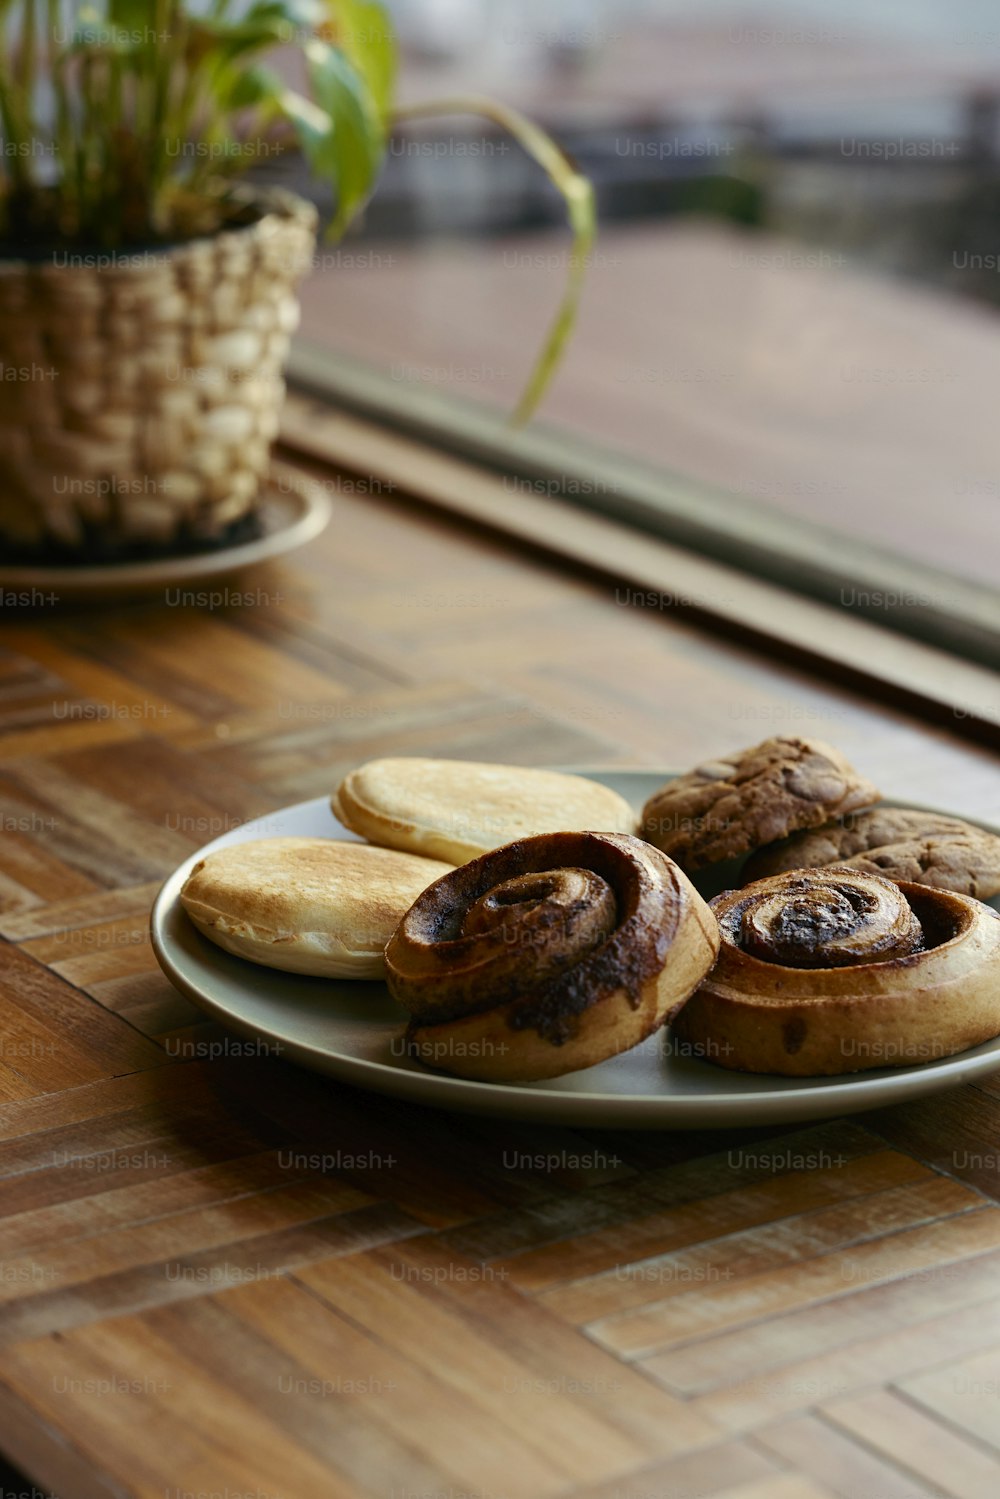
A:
[180,837,452,978]
[385,830,720,1081]
[641,736,879,871]
[672,866,1000,1075]
[333,757,636,864]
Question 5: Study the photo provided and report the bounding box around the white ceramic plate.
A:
[150,771,1000,1128]
[0,482,331,599]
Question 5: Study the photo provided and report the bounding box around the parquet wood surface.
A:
[0,459,999,1498]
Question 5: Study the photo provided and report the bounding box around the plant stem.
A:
[393,95,596,423]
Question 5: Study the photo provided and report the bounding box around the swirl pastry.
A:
[385,830,720,1081]
[672,866,1000,1075]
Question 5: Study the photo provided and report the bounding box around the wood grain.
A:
[0,450,998,1497]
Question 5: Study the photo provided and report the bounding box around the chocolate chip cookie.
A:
[744,806,1000,899]
[641,736,880,872]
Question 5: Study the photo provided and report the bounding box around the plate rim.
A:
[150,774,1000,1127]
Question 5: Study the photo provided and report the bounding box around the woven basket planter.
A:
[0,187,317,557]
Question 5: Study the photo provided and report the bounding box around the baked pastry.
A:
[180,837,452,978]
[672,866,1000,1075]
[744,807,1000,900]
[333,757,636,864]
[641,736,879,872]
[385,830,720,1081]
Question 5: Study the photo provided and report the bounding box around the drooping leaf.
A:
[304,36,382,238]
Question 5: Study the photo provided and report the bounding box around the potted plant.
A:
[0,0,594,560]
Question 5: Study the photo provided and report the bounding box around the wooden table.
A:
[1,440,1000,1499]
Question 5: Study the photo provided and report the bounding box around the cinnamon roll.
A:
[385,830,720,1081]
[672,866,1000,1075]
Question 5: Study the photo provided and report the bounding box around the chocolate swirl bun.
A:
[718,867,923,969]
[673,866,1000,1076]
[385,831,720,1081]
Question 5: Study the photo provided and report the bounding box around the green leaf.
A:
[328,0,396,131]
[65,3,152,55]
[185,15,308,65]
[304,36,382,238]
[198,1,327,55]
[108,0,159,27]
[69,3,139,51]
[223,60,327,136]
[245,0,325,29]
[219,60,284,115]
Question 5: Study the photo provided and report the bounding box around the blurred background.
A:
[246,0,1000,601]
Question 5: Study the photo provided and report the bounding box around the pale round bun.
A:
[385,830,720,1081]
[332,757,636,864]
[673,866,1000,1075]
[180,837,452,979]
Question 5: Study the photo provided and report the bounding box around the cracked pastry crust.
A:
[385,830,720,1081]
[744,807,1000,900]
[641,736,880,872]
[672,866,1000,1075]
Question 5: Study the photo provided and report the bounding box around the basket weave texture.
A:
[0,188,317,553]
